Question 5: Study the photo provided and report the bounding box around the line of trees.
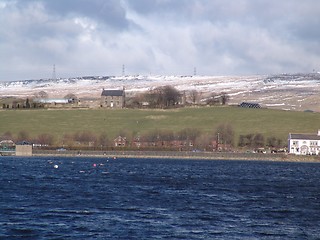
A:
[128,85,182,108]
[238,133,284,149]
[206,92,230,106]
[0,126,286,152]
[126,85,230,108]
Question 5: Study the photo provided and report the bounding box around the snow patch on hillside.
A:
[1,73,320,111]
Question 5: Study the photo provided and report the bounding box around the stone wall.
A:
[16,145,33,156]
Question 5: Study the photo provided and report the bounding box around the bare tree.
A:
[126,94,143,108]
[35,91,48,99]
[177,128,201,141]
[25,98,31,108]
[16,131,30,142]
[206,92,229,105]
[0,131,13,140]
[62,133,74,147]
[144,130,159,143]
[63,93,78,104]
[64,93,76,99]
[145,85,180,108]
[188,90,199,105]
[238,133,265,148]
[253,133,265,148]
[206,93,220,105]
[143,91,158,108]
[35,133,55,146]
[238,134,254,147]
[214,123,235,147]
[194,134,212,151]
[163,86,179,107]
[99,132,109,149]
[266,136,283,148]
[74,131,97,146]
[220,92,229,105]
[158,130,175,142]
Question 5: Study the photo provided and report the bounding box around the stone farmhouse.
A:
[100,89,125,108]
[288,130,320,155]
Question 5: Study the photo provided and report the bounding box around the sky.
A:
[1,0,320,81]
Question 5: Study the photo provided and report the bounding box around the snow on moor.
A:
[0,73,320,111]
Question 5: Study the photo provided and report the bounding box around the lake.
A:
[1,157,320,239]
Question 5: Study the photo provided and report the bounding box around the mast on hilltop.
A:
[52,64,56,80]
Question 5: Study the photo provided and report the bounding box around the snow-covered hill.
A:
[1,73,320,112]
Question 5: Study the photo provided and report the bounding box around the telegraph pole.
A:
[122,64,125,76]
[52,64,56,80]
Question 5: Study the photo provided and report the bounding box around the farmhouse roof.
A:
[289,133,320,141]
[114,136,126,141]
[239,102,261,108]
[101,89,124,97]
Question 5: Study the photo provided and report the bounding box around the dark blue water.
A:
[1,157,320,239]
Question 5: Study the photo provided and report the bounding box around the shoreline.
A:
[31,150,320,163]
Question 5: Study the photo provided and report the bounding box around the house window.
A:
[310,141,318,146]
[292,141,299,146]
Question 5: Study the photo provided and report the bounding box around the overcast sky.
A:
[1,0,319,81]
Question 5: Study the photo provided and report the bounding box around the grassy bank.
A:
[32,149,320,163]
[1,106,320,143]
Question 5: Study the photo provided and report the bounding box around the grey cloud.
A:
[128,0,320,43]
[43,0,129,30]
[126,0,189,14]
[14,0,129,30]
[1,0,320,81]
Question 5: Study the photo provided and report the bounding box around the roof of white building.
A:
[289,133,320,140]
[34,98,70,104]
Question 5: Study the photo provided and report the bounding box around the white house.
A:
[288,130,320,155]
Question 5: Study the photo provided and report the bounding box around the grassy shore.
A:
[1,106,320,145]
[32,149,320,163]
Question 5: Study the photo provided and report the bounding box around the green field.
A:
[1,106,320,143]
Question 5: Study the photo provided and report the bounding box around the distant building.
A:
[0,140,15,150]
[0,140,15,156]
[33,98,78,108]
[1,98,28,109]
[114,136,127,147]
[288,130,320,155]
[101,89,125,108]
[78,97,101,108]
[15,141,33,156]
[239,102,261,108]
